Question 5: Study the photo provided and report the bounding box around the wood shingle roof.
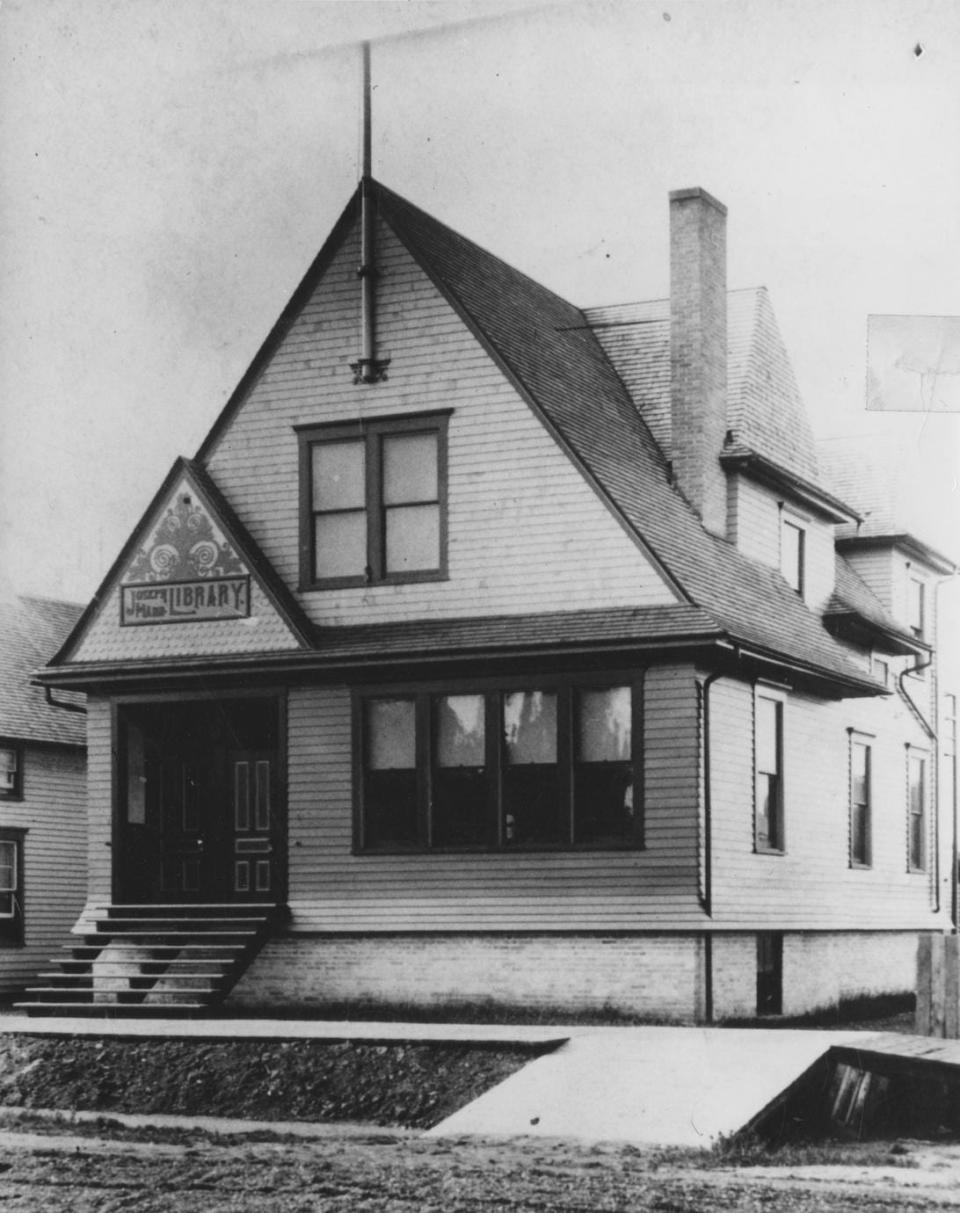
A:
[0,594,85,745]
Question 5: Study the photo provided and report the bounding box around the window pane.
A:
[367,699,416,770]
[756,773,780,848]
[910,756,925,815]
[756,698,780,773]
[908,579,925,636]
[0,841,15,892]
[385,504,440,573]
[383,433,438,505]
[437,695,485,767]
[574,766,634,844]
[312,440,365,511]
[578,687,631,762]
[314,511,366,579]
[504,692,557,764]
[852,743,869,807]
[0,748,17,793]
[852,803,869,865]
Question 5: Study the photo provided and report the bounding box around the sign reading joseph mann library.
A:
[121,576,251,626]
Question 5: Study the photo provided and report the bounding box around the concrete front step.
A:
[17,902,282,1017]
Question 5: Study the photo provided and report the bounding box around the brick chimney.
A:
[669,187,728,536]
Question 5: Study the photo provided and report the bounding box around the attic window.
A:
[298,412,450,590]
[780,517,805,596]
[908,577,925,639]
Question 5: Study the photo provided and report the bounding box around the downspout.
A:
[897,577,950,917]
[45,686,86,715]
[700,665,726,1024]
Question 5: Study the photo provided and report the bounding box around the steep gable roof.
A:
[0,594,85,745]
[375,182,877,692]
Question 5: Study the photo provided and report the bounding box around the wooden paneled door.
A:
[228,751,279,901]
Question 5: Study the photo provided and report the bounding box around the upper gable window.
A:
[780,516,805,596]
[298,413,449,590]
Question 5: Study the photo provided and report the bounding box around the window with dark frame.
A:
[0,832,24,944]
[780,517,805,595]
[299,413,449,589]
[908,751,926,871]
[357,681,640,852]
[0,745,22,800]
[850,738,871,867]
[755,695,783,852]
[908,577,925,639]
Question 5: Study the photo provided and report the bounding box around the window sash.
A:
[850,741,871,866]
[908,579,925,638]
[909,754,926,870]
[755,697,783,851]
[781,520,805,594]
[0,746,20,797]
[300,415,448,588]
[0,840,18,918]
[357,682,640,852]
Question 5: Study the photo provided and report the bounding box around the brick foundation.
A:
[227,929,919,1021]
[227,932,704,1020]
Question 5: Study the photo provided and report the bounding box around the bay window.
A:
[356,679,641,852]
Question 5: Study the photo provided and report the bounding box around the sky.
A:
[1,0,958,663]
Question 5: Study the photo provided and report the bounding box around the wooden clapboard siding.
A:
[0,743,86,995]
[284,666,703,932]
[708,673,944,930]
[85,697,113,904]
[205,218,677,626]
[727,474,835,607]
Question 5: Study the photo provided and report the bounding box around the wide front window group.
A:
[357,681,639,852]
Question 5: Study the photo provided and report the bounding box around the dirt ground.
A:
[2,1118,960,1211]
[0,1035,543,1128]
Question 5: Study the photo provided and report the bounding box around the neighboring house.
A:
[28,180,955,1020]
[0,593,86,997]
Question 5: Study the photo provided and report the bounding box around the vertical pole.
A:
[358,41,376,381]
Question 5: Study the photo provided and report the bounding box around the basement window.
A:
[356,678,641,853]
[298,412,449,590]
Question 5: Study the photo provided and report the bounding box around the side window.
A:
[849,736,872,867]
[908,751,926,872]
[362,698,420,850]
[0,744,23,800]
[908,577,925,640]
[0,832,24,945]
[574,686,634,845]
[755,694,784,852]
[502,690,561,845]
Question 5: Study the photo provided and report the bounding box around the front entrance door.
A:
[118,698,283,904]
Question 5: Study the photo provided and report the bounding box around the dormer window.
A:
[908,577,925,639]
[298,412,449,590]
[780,515,805,596]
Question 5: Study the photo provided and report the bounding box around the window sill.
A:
[302,571,449,592]
[849,861,873,871]
[353,841,646,857]
[754,846,785,856]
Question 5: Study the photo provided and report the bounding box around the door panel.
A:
[230,752,277,900]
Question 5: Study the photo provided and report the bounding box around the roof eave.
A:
[720,449,860,524]
[822,608,930,658]
[836,533,957,577]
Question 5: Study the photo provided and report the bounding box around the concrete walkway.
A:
[429,1026,867,1147]
[0,1015,868,1147]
